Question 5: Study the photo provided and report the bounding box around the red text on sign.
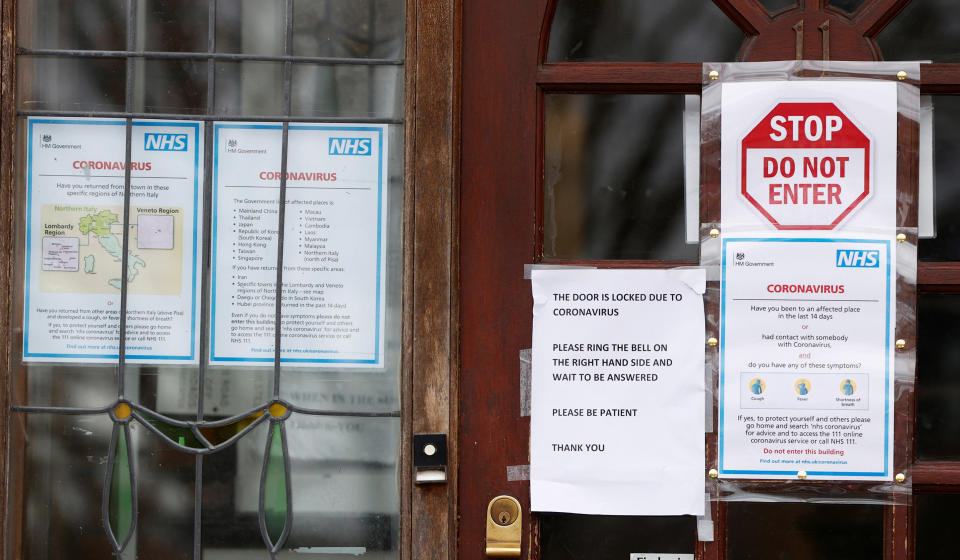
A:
[769,183,841,205]
[740,102,871,229]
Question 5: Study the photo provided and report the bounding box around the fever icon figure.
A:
[749,378,765,395]
[794,379,811,395]
[841,379,857,396]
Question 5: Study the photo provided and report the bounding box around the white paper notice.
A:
[718,235,895,480]
[23,118,203,363]
[530,269,706,516]
[210,123,387,367]
[720,81,897,232]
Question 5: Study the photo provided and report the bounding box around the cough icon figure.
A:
[750,379,764,395]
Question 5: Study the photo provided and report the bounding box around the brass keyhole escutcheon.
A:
[490,497,519,526]
[486,495,522,557]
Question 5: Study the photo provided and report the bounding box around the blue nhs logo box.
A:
[144,133,188,151]
[836,249,880,268]
[328,137,372,156]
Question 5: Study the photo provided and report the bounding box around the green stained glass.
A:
[263,422,289,545]
[138,409,206,449]
[109,425,134,546]
[198,411,264,446]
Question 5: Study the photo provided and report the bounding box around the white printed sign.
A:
[210,123,387,367]
[530,269,706,515]
[718,236,895,480]
[23,118,203,363]
[721,81,897,232]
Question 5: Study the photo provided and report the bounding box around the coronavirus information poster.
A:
[210,123,387,367]
[530,268,706,515]
[716,79,899,481]
[23,118,203,363]
[719,236,895,480]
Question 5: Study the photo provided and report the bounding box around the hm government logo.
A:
[227,139,238,148]
[39,133,80,150]
[732,249,774,268]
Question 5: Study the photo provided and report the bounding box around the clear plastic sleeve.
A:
[699,61,920,506]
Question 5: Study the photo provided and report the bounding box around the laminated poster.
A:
[210,123,387,367]
[23,118,203,363]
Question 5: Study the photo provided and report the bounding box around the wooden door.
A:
[459,1,960,558]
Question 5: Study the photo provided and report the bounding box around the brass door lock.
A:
[485,495,521,557]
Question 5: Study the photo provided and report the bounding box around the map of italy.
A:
[38,204,182,296]
[77,209,147,289]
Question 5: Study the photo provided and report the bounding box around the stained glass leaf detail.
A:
[105,423,136,551]
[260,422,291,549]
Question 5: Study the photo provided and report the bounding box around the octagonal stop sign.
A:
[741,102,871,230]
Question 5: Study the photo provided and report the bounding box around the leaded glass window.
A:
[11,1,405,557]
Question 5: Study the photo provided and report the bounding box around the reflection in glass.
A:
[201,419,271,555]
[917,493,960,558]
[135,59,207,114]
[140,0,208,53]
[293,0,405,59]
[215,61,285,116]
[280,374,400,414]
[828,0,866,13]
[541,514,694,559]
[18,57,126,113]
[18,365,118,408]
[217,62,404,119]
[919,97,960,260]
[292,65,403,119]
[283,415,400,555]
[199,368,274,418]
[216,0,285,56]
[17,0,126,51]
[727,502,883,559]
[22,413,116,558]
[544,94,697,261]
[759,0,797,13]
[135,420,196,559]
[918,294,960,459]
[547,0,744,62]
[876,0,960,63]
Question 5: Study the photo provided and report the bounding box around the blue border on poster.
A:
[718,237,892,478]
[23,118,201,361]
[209,123,385,365]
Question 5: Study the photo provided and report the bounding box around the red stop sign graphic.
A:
[741,102,870,230]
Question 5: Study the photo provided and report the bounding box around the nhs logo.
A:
[144,133,188,151]
[836,249,880,268]
[329,137,372,156]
